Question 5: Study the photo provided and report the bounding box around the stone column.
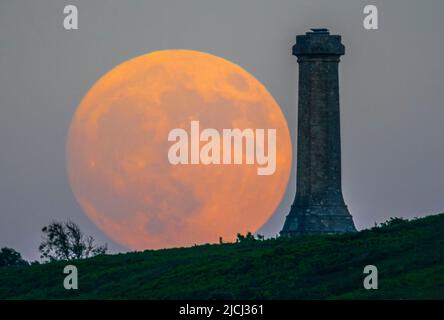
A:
[281,29,356,235]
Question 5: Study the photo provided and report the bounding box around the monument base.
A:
[280,205,357,235]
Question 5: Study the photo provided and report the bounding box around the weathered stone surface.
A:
[281,29,356,235]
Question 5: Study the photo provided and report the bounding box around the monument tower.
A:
[281,29,356,235]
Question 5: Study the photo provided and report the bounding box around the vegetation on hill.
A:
[0,248,28,267]
[0,214,443,299]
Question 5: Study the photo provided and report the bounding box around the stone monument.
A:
[281,29,356,235]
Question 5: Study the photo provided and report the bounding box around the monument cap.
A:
[293,28,345,56]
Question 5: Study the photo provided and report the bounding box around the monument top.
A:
[293,28,345,57]
[309,28,329,34]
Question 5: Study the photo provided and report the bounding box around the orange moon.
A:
[66,50,292,250]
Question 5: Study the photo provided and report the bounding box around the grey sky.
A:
[0,0,443,260]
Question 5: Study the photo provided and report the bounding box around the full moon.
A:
[66,50,292,250]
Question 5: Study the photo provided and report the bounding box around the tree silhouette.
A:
[39,220,107,261]
[0,247,28,267]
[236,232,256,243]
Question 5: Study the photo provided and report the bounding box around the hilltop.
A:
[0,214,443,299]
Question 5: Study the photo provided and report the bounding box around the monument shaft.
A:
[281,29,356,235]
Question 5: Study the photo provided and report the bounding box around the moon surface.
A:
[66,50,292,250]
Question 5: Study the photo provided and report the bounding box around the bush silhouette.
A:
[0,247,28,267]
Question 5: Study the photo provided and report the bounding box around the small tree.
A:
[39,220,107,261]
[256,234,265,241]
[0,247,28,267]
[236,232,256,243]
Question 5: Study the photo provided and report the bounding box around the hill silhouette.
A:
[0,213,443,299]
